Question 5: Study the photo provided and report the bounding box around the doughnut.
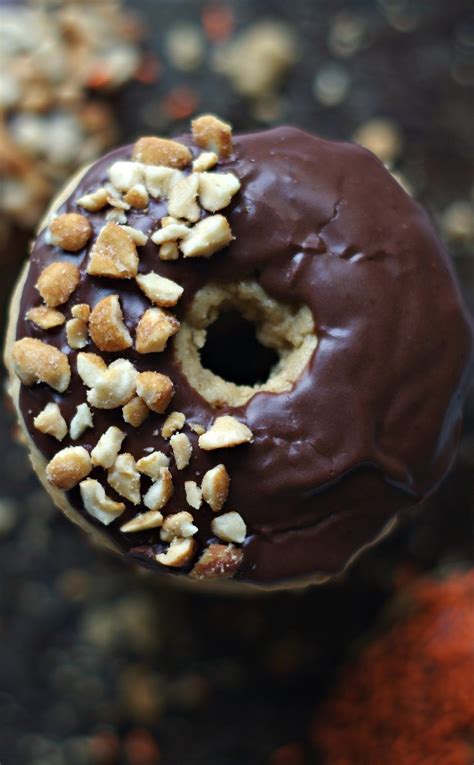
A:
[5,114,473,590]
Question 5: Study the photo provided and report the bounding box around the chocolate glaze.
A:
[14,127,474,584]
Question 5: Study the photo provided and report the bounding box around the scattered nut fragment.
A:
[136,451,170,479]
[108,453,141,505]
[151,222,190,245]
[49,213,92,252]
[46,446,92,490]
[66,318,88,349]
[143,467,174,511]
[156,537,197,568]
[170,432,192,470]
[136,371,174,413]
[70,403,93,440]
[122,396,150,428]
[133,136,192,168]
[85,358,138,409]
[199,416,253,450]
[71,304,90,322]
[80,479,125,525]
[192,152,218,172]
[106,209,127,225]
[76,352,107,388]
[91,426,126,469]
[168,173,200,222]
[211,511,247,543]
[88,295,132,352]
[180,215,233,258]
[119,225,148,246]
[136,272,184,308]
[185,481,202,510]
[34,403,67,441]
[13,338,71,392]
[120,510,164,533]
[135,308,180,354]
[192,115,233,159]
[201,464,230,512]
[108,160,145,192]
[76,187,109,212]
[190,543,243,579]
[144,166,183,198]
[198,172,241,212]
[36,262,80,307]
[160,511,198,542]
[161,411,186,439]
[158,242,179,261]
[124,183,149,209]
[27,306,65,330]
[87,222,139,279]
[188,422,205,436]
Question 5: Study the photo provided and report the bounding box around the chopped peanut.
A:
[66,318,88,349]
[122,396,149,428]
[160,511,197,542]
[132,136,192,168]
[180,215,233,258]
[46,446,92,490]
[136,451,170,479]
[34,403,67,441]
[13,338,70,392]
[161,411,185,439]
[136,272,183,307]
[168,173,200,222]
[198,416,253,450]
[211,511,247,543]
[198,171,241,212]
[76,187,109,212]
[190,543,243,579]
[27,306,65,330]
[201,463,230,512]
[170,432,192,470]
[107,453,141,505]
[135,308,180,354]
[87,222,139,279]
[124,183,149,209]
[143,467,174,511]
[71,303,90,322]
[36,261,80,307]
[49,212,92,252]
[136,371,174,413]
[192,151,218,172]
[69,403,93,440]
[144,166,183,199]
[185,481,202,510]
[120,510,164,533]
[156,537,196,567]
[191,114,233,159]
[108,160,145,192]
[80,479,125,525]
[88,294,132,352]
[91,426,125,469]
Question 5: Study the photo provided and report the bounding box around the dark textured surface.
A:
[1,1,474,763]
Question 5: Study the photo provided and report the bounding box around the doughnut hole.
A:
[174,281,317,408]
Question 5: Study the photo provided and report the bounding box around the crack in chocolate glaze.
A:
[13,126,474,585]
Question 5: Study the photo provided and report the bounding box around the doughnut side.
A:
[6,116,474,588]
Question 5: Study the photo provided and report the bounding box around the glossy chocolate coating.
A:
[14,127,474,585]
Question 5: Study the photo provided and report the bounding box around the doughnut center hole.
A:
[174,280,317,408]
[200,310,279,386]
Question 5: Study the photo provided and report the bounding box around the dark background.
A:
[0,1,473,763]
